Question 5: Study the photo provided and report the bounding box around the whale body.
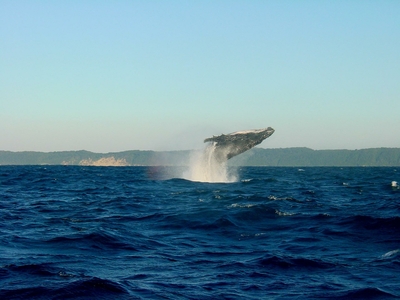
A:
[204,127,275,162]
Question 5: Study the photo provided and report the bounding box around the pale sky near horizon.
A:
[1,1,399,152]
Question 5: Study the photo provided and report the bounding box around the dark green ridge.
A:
[1,147,400,166]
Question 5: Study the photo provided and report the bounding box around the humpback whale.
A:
[204,127,275,162]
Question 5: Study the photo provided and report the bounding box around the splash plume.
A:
[184,127,275,183]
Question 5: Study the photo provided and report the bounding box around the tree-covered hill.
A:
[1,148,399,166]
[228,147,400,167]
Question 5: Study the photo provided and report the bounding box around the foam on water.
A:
[381,249,399,259]
[183,143,237,183]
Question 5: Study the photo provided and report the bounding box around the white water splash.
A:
[183,143,237,183]
[381,249,399,259]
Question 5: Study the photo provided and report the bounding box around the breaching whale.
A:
[204,127,275,162]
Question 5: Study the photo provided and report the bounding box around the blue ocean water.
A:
[0,166,399,299]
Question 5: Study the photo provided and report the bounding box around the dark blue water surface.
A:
[1,166,399,299]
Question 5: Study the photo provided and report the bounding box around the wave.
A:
[252,254,336,270]
[0,276,131,300]
[54,277,130,299]
[1,263,130,299]
[340,215,400,231]
[381,249,400,259]
[322,287,399,299]
[46,231,138,251]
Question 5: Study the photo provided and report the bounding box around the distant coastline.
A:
[1,148,399,167]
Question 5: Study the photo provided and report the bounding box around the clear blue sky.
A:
[1,1,399,152]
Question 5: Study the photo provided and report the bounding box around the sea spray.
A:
[184,143,237,183]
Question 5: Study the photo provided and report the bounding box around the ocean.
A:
[0,165,399,299]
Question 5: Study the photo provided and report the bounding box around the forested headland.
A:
[1,148,399,166]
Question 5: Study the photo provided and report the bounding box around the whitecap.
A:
[381,249,399,259]
[228,203,255,209]
[241,179,253,182]
[275,209,295,216]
